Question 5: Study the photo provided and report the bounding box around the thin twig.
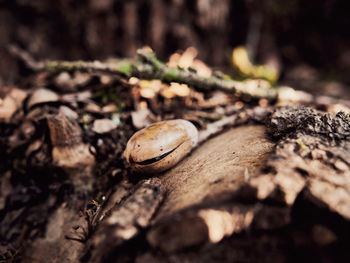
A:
[9,46,350,119]
[197,106,271,144]
[137,48,278,99]
[8,45,44,71]
[9,45,279,100]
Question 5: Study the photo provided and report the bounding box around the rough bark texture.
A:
[85,178,165,263]
[265,107,350,216]
[132,107,349,262]
[146,125,274,253]
[81,107,350,262]
[156,125,273,219]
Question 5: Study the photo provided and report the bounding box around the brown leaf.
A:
[27,88,59,109]
[92,119,118,134]
[0,87,27,122]
[131,108,155,129]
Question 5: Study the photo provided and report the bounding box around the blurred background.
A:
[0,0,349,97]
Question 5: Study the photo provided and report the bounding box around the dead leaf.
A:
[85,102,102,113]
[92,119,118,134]
[169,82,190,97]
[27,88,59,109]
[167,47,212,77]
[0,87,27,122]
[139,80,163,99]
[59,105,79,120]
[131,108,155,129]
[102,104,118,113]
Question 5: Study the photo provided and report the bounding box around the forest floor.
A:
[1,47,350,263]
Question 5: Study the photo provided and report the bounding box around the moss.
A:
[114,61,132,75]
[93,87,126,111]
[45,61,59,71]
[162,68,179,82]
[147,52,163,70]
[46,61,82,72]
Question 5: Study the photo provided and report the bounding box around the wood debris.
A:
[1,45,350,263]
[47,112,95,190]
[86,178,164,262]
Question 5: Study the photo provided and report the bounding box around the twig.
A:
[136,49,278,99]
[8,44,141,77]
[197,106,271,144]
[9,45,278,100]
[9,46,350,114]
[8,45,44,71]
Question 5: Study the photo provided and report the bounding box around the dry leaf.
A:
[167,47,212,77]
[160,85,176,99]
[192,59,212,77]
[85,102,102,113]
[131,108,155,129]
[27,88,59,109]
[178,47,197,68]
[140,88,156,99]
[0,87,27,122]
[61,90,92,103]
[102,104,118,113]
[129,77,139,85]
[169,82,190,97]
[139,80,163,99]
[59,105,79,120]
[92,119,118,134]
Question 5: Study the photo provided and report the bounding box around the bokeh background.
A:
[1,0,349,96]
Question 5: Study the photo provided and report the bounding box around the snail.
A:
[123,119,198,173]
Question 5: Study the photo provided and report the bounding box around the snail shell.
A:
[123,119,198,173]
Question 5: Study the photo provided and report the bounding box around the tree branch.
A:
[136,48,278,99]
[9,45,278,100]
